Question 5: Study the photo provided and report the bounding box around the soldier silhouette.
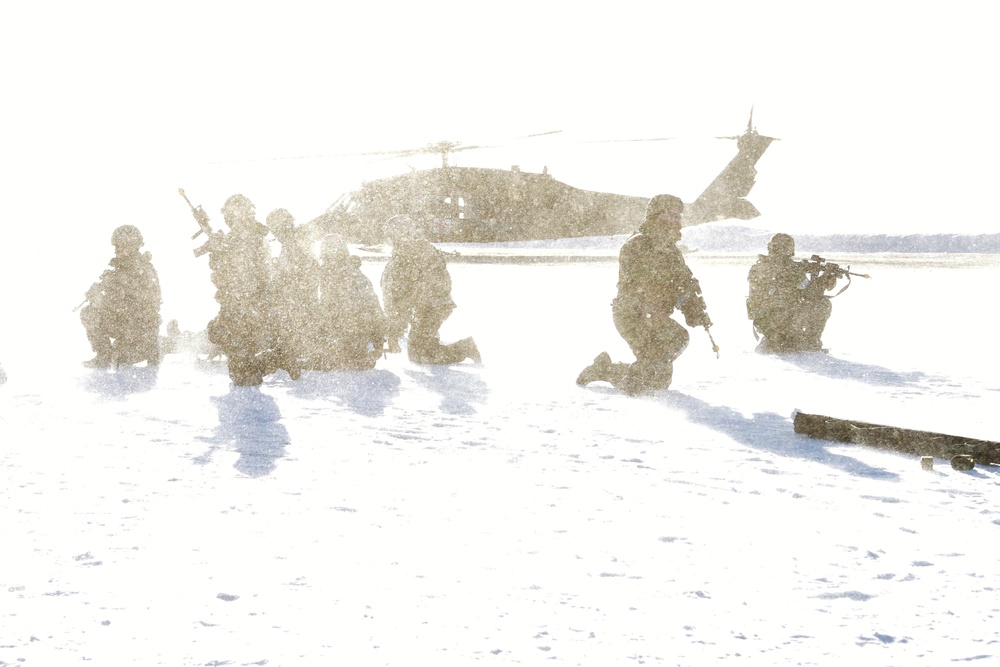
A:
[380,215,480,365]
[747,233,840,353]
[80,225,162,369]
[205,194,287,385]
[312,234,387,370]
[266,208,319,375]
[577,194,713,395]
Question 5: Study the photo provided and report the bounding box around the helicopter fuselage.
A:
[310,112,776,244]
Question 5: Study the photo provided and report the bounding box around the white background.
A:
[2,1,998,243]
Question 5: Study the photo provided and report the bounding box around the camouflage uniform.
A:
[577,194,711,395]
[81,225,162,368]
[267,209,319,375]
[747,233,835,353]
[381,216,479,365]
[206,195,279,386]
[312,235,387,370]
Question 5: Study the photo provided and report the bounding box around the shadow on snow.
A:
[776,352,942,388]
[194,386,291,478]
[287,369,402,417]
[661,391,901,481]
[80,366,158,398]
[405,364,489,415]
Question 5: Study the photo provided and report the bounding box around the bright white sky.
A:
[2,1,998,239]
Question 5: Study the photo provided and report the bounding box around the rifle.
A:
[804,254,870,280]
[802,254,871,296]
[178,188,221,257]
[682,279,718,358]
[705,325,720,359]
[73,274,110,313]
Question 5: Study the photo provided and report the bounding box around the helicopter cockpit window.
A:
[326,192,356,214]
[443,195,466,219]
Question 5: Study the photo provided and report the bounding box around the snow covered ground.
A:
[2,244,999,666]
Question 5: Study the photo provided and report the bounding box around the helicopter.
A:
[308,111,777,244]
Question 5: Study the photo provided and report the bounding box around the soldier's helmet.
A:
[383,214,420,245]
[221,194,255,225]
[111,224,144,250]
[266,208,295,239]
[767,233,795,257]
[640,194,684,234]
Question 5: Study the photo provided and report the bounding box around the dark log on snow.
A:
[793,411,1000,466]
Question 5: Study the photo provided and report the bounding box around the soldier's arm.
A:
[678,276,712,328]
[746,264,768,318]
[84,266,115,303]
[818,269,840,292]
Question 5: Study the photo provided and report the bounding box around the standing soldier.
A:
[266,208,319,377]
[204,194,284,386]
[80,224,162,369]
[746,233,852,353]
[312,234,387,370]
[380,215,480,365]
[577,194,713,395]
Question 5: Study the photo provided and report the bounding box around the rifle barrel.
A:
[705,326,720,358]
[178,188,195,211]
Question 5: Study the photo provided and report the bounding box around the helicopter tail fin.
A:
[682,110,777,226]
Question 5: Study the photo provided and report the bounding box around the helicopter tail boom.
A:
[682,109,777,226]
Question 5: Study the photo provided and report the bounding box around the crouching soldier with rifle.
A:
[577,194,717,396]
[180,189,295,386]
[747,233,870,354]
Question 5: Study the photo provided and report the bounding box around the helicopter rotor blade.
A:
[205,129,562,166]
[579,136,674,144]
[516,130,563,139]
[715,135,781,141]
[447,143,493,153]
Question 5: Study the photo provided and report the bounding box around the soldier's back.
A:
[617,234,692,305]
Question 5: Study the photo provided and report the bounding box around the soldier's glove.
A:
[685,311,712,329]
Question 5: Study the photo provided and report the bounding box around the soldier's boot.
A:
[645,361,673,391]
[84,332,113,368]
[258,350,279,377]
[576,352,613,386]
[617,372,649,396]
[260,349,301,380]
[228,355,264,387]
[460,337,482,363]
[125,336,162,368]
[410,336,471,365]
[756,335,793,354]
[83,353,113,369]
[803,335,826,353]
[143,335,162,367]
[616,360,658,396]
